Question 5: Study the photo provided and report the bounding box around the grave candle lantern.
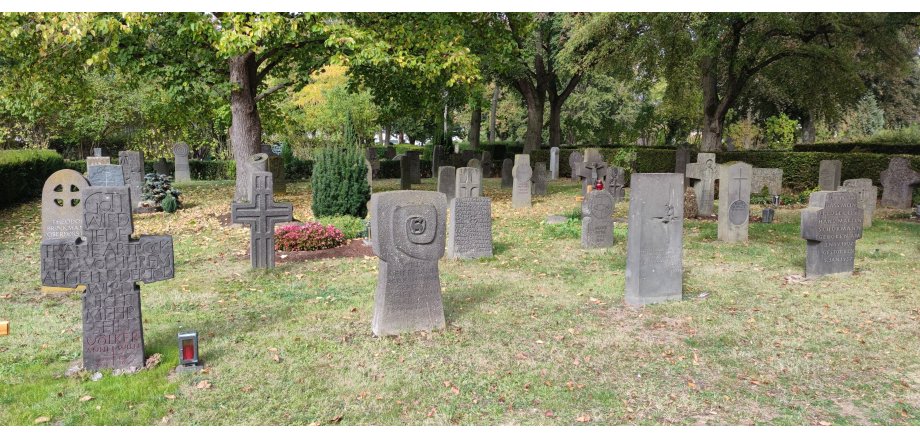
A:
[178,331,199,366]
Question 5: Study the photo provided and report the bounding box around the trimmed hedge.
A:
[0,149,65,207]
[60,157,314,181]
[793,143,920,155]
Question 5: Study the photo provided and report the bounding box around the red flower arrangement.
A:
[274,222,347,252]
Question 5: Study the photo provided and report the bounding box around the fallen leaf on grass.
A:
[145,353,161,370]
[79,395,94,402]
[515,352,528,360]
[196,380,212,390]
[240,386,253,393]
[164,394,176,400]
[545,410,555,418]
[329,414,344,424]
[272,354,281,363]
[783,274,808,285]
[34,417,50,424]
[818,421,831,426]
[575,414,591,423]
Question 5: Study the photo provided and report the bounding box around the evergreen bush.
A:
[142,173,182,210]
[311,113,371,218]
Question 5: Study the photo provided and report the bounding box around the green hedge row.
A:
[62,158,314,181]
[792,143,920,155]
[0,149,65,207]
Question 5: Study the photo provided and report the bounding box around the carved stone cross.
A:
[686,153,718,216]
[231,171,293,268]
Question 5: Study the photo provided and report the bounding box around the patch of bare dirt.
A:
[276,239,375,263]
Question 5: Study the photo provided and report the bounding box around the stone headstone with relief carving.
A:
[801,191,863,277]
[41,169,90,243]
[581,189,615,249]
[625,173,683,306]
[605,166,626,203]
[717,162,752,242]
[172,142,191,182]
[879,157,920,209]
[511,155,532,209]
[686,153,717,216]
[839,178,877,228]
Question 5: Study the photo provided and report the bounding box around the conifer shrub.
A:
[311,113,371,218]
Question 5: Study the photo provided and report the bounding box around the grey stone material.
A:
[625,173,683,306]
[86,156,110,167]
[581,189,615,249]
[447,196,493,259]
[41,169,90,242]
[407,151,421,183]
[717,162,752,242]
[675,144,690,188]
[576,148,608,196]
[501,159,513,188]
[751,168,782,196]
[801,191,863,278]
[686,153,717,216]
[173,142,191,182]
[818,160,842,191]
[879,157,920,209]
[384,145,397,160]
[511,154,532,209]
[839,178,877,227]
[239,153,269,202]
[605,166,626,203]
[460,150,477,164]
[437,166,456,203]
[93,147,102,157]
[532,162,548,196]
[369,190,447,336]
[41,185,174,371]
[455,167,481,198]
[467,158,481,173]
[400,155,411,189]
[231,172,293,269]
[154,158,169,176]
[550,147,560,180]
[481,151,493,177]
[87,164,125,187]
[266,154,286,194]
[365,159,374,193]
[365,147,378,161]
[762,208,775,223]
[545,215,567,224]
[118,151,145,211]
[569,151,583,181]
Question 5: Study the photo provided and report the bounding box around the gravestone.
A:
[240,153,269,202]
[447,196,493,259]
[41,185,174,371]
[460,150,477,165]
[400,155,412,189]
[686,153,717,216]
[431,145,443,178]
[576,148,608,196]
[407,151,421,183]
[717,162,752,242]
[481,151,493,177]
[261,147,287,194]
[625,173,683,306]
[86,156,110,167]
[93,147,102,156]
[231,172,293,269]
[801,191,863,277]
[437,166,457,203]
[41,169,90,242]
[511,154,533,209]
[365,147,378,162]
[751,168,783,196]
[455,167,482,198]
[581,189,615,249]
[675,144,690,188]
[173,142,191,182]
[467,158,481,173]
[87,164,125,187]
[118,151,144,211]
[879,157,920,209]
[839,178,877,227]
[569,151,583,182]
[532,162,548,196]
[818,160,842,191]
[384,145,397,160]
[365,159,374,193]
[153,158,169,176]
[501,159,513,188]
[550,147,560,180]
[605,166,626,203]
[369,191,447,336]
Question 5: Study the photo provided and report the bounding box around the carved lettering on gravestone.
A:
[550,147,560,180]
[87,165,125,187]
[41,186,174,371]
[839,178,877,227]
[605,166,626,203]
[512,154,532,209]
[41,170,89,242]
[818,160,842,192]
[717,162,752,242]
[447,196,493,259]
[455,167,481,198]
[751,168,782,196]
[437,166,457,203]
[118,151,144,211]
[400,155,412,190]
[581,189,615,249]
[801,191,863,278]
[576,149,608,196]
[686,153,717,216]
[231,172,293,269]
[532,162,548,196]
[370,191,447,336]
[625,173,683,306]
[501,158,513,188]
[879,157,920,209]
[569,151,583,182]
[173,142,191,183]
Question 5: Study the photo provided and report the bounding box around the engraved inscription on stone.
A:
[718,162,752,242]
[511,154,532,209]
[625,173,683,306]
[41,170,90,242]
[729,200,748,225]
[839,178,877,227]
[581,189,615,249]
[447,196,493,259]
[801,191,863,278]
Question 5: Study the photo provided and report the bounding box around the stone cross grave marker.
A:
[576,149,608,196]
[370,190,447,336]
[581,189,615,249]
[751,168,782,196]
[501,158,513,188]
[400,155,412,189]
[41,185,174,371]
[550,147,560,180]
[447,195,493,260]
[569,151,583,182]
[605,166,626,203]
[675,144,690,188]
[839,178,877,228]
[801,191,863,277]
[437,166,456,203]
[717,162,752,242]
[41,169,90,242]
[818,160,842,191]
[456,167,481,198]
[512,154,533,209]
[879,157,920,209]
[87,164,125,187]
[118,151,144,211]
[532,162,548,196]
[173,142,191,182]
[686,153,717,216]
[625,173,683,306]
[231,172,293,269]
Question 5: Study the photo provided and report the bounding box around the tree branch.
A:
[255,81,290,102]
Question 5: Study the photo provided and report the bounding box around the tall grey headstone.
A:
[400,155,411,190]
[581,189,615,249]
[407,151,421,184]
[41,169,90,242]
[87,164,125,187]
[93,147,102,157]
[437,166,456,203]
[549,147,560,180]
[118,151,144,211]
[173,142,191,182]
[569,151,583,182]
[818,160,842,191]
[231,172,293,269]
[879,157,920,209]
[481,151,493,177]
[625,173,683,306]
[801,191,863,278]
[839,178,877,228]
[153,158,169,176]
[365,159,374,193]
[447,196,493,260]
[501,158,513,188]
[576,148,608,196]
[370,191,447,336]
[532,162,548,196]
[675,144,690,188]
[455,167,482,198]
[605,166,626,203]
[717,162,752,242]
[41,185,174,371]
[751,168,782,196]
[511,154,532,209]
[686,153,717,216]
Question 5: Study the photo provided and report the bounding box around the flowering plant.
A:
[274,222,347,251]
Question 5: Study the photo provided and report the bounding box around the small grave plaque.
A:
[447,196,493,259]
[41,170,90,242]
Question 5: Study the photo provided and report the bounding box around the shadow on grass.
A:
[442,283,501,322]
[493,241,511,256]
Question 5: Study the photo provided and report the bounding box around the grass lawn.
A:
[1,177,919,426]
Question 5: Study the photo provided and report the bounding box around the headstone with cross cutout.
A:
[605,166,627,203]
[879,157,920,209]
[686,153,718,216]
[582,189,615,249]
[118,151,145,211]
[512,154,532,209]
[437,166,456,203]
[87,165,125,187]
[231,171,293,269]
[173,142,191,182]
[625,173,683,306]
[576,148,608,196]
[801,191,863,277]
[41,169,90,242]
[455,167,481,198]
[717,162,752,242]
[41,185,174,371]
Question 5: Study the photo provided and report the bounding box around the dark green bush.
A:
[377,159,433,179]
[793,143,920,155]
[190,159,235,180]
[285,157,313,180]
[311,146,371,218]
[142,173,182,209]
[0,149,65,208]
[161,193,179,213]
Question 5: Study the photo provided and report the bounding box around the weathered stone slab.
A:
[41,185,174,371]
[581,189,615,249]
[839,178,877,227]
[481,151,493,177]
[231,172,293,269]
[751,168,782,196]
[437,166,456,203]
[801,191,863,277]
[675,144,690,188]
[407,151,421,183]
[625,173,683,306]
[118,151,144,211]
[576,148,608,196]
[879,157,920,209]
[686,153,717,216]
[569,151,583,182]
[93,148,102,157]
[370,190,447,336]
[400,155,411,190]
[532,162,548,196]
[512,154,532,209]
[818,160,842,191]
[501,158,513,188]
[153,158,169,176]
[550,147,560,180]
[605,166,626,203]
[467,158,481,173]
[267,155,286,194]
[447,196,493,259]
[41,170,90,242]
[86,156,110,167]
[455,167,481,198]
[87,165,125,187]
[173,142,191,182]
[717,162,752,242]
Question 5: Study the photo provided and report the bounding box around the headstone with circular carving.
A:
[41,169,90,243]
[717,162,752,242]
[173,142,191,182]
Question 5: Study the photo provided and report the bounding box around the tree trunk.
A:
[384,126,391,146]
[518,80,544,154]
[700,59,724,152]
[470,104,482,150]
[398,131,404,144]
[801,111,816,144]
[230,52,263,202]
[488,84,499,142]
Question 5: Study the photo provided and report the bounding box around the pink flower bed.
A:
[274,222,347,252]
